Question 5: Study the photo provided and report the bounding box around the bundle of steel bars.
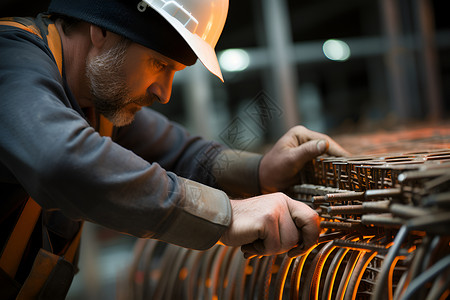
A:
[118,127,450,299]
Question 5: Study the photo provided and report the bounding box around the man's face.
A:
[86,39,186,127]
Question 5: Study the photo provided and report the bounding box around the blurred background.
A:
[2,0,449,298]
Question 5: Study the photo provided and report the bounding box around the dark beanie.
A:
[47,0,197,66]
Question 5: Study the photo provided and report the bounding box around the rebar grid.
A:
[306,149,450,191]
[119,149,450,299]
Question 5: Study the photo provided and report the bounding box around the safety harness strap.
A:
[0,18,42,38]
[0,198,41,278]
[16,226,83,299]
[99,115,114,137]
[43,22,64,75]
[0,16,111,299]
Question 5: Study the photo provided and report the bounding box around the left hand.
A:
[259,125,350,193]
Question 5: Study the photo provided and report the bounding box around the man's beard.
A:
[85,39,156,127]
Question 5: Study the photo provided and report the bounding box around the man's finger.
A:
[287,201,321,251]
[241,239,265,256]
[288,126,351,158]
[290,139,329,166]
[297,217,320,251]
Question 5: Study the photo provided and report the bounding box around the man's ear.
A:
[89,24,107,50]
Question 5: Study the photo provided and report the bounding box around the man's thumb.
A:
[292,139,329,164]
[316,139,328,153]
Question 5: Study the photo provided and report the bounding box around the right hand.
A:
[219,192,320,258]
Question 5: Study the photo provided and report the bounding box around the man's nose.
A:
[148,71,175,104]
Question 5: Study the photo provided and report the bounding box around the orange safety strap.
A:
[15,249,59,299]
[1,17,112,137]
[99,115,114,138]
[15,225,84,299]
[0,198,42,278]
[62,223,83,263]
[0,18,65,280]
[0,18,62,78]
[0,18,43,39]
[0,16,113,283]
[0,17,89,280]
[45,23,63,75]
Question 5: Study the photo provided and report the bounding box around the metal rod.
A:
[364,188,402,199]
[325,192,365,202]
[326,205,365,215]
[332,240,389,253]
[361,214,404,227]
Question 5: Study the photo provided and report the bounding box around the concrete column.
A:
[415,0,443,121]
[261,0,300,131]
[380,0,412,120]
[182,63,216,139]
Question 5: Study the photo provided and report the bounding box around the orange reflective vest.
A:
[0,16,113,299]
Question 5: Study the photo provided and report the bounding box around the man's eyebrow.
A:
[150,51,186,70]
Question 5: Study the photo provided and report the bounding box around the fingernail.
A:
[316,140,327,153]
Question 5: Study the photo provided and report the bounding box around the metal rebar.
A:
[312,195,327,204]
[362,200,391,212]
[332,240,389,254]
[320,221,367,230]
[364,188,402,199]
[389,203,433,219]
[422,191,450,208]
[361,214,404,228]
[423,172,450,192]
[326,205,365,215]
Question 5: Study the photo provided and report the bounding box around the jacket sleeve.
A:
[116,109,264,197]
[0,26,230,250]
[114,108,226,188]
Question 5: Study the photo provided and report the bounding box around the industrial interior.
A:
[2,0,449,299]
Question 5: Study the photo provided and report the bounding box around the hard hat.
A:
[48,0,228,81]
[136,0,228,81]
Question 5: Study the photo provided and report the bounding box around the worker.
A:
[0,0,349,298]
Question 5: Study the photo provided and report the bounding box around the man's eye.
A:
[151,59,167,72]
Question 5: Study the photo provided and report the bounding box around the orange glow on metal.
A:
[275,257,294,300]
[223,278,228,288]
[271,264,280,274]
[178,267,188,280]
[245,265,253,275]
[292,245,318,298]
[325,248,350,300]
[312,246,338,299]
[205,278,211,288]
[350,251,378,300]
[338,251,363,300]
[325,235,363,300]
[388,256,406,300]
[407,245,416,253]
[363,235,375,239]
[440,289,450,300]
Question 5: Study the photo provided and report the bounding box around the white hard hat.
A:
[137,0,228,81]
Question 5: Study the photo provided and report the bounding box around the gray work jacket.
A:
[0,17,238,256]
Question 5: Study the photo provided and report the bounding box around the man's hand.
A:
[259,125,350,193]
[219,193,320,258]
